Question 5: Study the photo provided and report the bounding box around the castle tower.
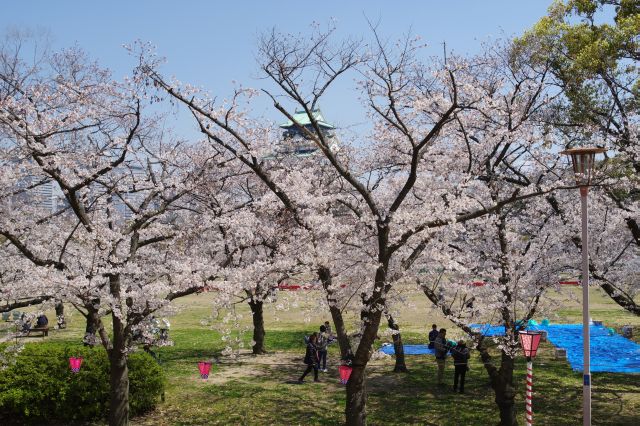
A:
[278,108,336,157]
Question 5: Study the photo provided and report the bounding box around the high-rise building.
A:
[34,180,59,213]
[114,165,148,221]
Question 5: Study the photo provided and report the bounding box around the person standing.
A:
[434,328,449,386]
[451,340,470,393]
[298,332,320,383]
[428,324,439,349]
[324,321,332,336]
[317,325,329,372]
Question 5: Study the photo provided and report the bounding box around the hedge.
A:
[0,343,164,423]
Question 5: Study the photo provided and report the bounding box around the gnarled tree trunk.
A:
[387,314,408,373]
[479,346,518,426]
[345,304,384,426]
[318,266,352,358]
[248,297,267,354]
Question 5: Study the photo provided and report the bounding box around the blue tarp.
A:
[469,323,640,374]
[379,343,435,355]
[380,324,640,373]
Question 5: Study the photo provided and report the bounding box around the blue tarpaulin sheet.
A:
[379,343,435,355]
[468,323,640,374]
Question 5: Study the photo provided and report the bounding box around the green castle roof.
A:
[279,109,335,130]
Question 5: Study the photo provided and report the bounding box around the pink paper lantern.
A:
[69,357,83,373]
[198,361,212,380]
[339,365,352,385]
[518,331,543,359]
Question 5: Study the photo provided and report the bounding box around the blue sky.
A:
[2,0,554,138]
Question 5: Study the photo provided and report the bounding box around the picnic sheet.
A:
[468,323,640,373]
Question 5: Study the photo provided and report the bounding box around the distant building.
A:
[114,165,148,221]
[278,108,337,157]
[34,179,59,213]
[13,173,64,214]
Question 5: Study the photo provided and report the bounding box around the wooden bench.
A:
[26,327,49,337]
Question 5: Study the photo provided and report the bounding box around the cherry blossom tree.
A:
[188,160,304,355]
[136,25,575,424]
[0,43,223,426]
[416,198,569,426]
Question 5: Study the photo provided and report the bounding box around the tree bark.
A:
[83,303,102,346]
[248,298,267,355]
[345,363,368,426]
[387,314,408,372]
[479,347,518,426]
[109,345,130,426]
[108,275,130,426]
[318,266,352,359]
[345,304,384,426]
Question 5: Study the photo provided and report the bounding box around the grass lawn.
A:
[2,285,639,425]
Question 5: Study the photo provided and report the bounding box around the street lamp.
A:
[519,330,543,426]
[560,146,606,426]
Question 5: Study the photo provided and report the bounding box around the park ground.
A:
[2,285,639,425]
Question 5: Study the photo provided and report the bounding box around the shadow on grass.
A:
[29,328,640,425]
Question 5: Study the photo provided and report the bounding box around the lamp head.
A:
[560,147,606,187]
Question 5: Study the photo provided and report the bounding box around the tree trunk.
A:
[345,363,367,426]
[109,346,130,426]
[84,307,101,346]
[318,266,352,359]
[248,298,267,355]
[387,314,408,373]
[55,301,66,329]
[344,306,384,426]
[108,275,130,426]
[480,347,518,426]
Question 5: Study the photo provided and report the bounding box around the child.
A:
[451,340,470,393]
[298,332,320,383]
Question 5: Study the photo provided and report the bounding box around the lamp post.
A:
[560,147,606,426]
[519,330,543,426]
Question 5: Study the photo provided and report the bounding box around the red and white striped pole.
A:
[519,330,542,425]
[525,360,534,426]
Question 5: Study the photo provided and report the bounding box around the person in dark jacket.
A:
[324,321,332,336]
[317,325,329,372]
[36,314,49,328]
[298,332,320,383]
[428,324,439,349]
[451,340,470,393]
[434,328,450,385]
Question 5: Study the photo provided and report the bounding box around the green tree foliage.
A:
[516,1,640,318]
[515,0,639,163]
